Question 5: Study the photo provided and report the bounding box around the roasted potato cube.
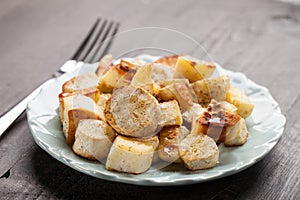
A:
[104,86,161,138]
[158,83,197,111]
[182,103,205,129]
[153,55,179,68]
[72,119,116,160]
[193,75,230,107]
[174,56,216,82]
[95,54,113,76]
[131,63,155,94]
[158,78,189,87]
[226,86,254,118]
[59,87,100,123]
[98,60,137,93]
[62,94,103,145]
[158,126,190,163]
[159,100,182,126]
[224,118,248,146]
[191,100,242,143]
[179,134,219,170]
[62,72,99,93]
[151,63,175,82]
[106,135,155,174]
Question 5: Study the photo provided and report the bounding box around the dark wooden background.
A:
[1,0,299,199]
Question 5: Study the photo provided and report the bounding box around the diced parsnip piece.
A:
[190,113,206,135]
[62,94,103,145]
[72,119,116,160]
[157,85,177,101]
[158,78,189,87]
[172,83,197,111]
[131,63,152,85]
[131,63,155,94]
[191,101,241,143]
[98,60,137,93]
[151,64,175,82]
[182,103,205,129]
[97,93,111,107]
[224,118,248,146]
[206,99,237,114]
[179,134,219,170]
[104,86,161,138]
[226,86,254,118]
[159,100,182,126]
[106,135,155,174]
[95,54,113,76]
[192,75,230,107]
[174,56,216,83]
[59,87,100,123]
[158,126,190,163]
[219,101,238,113]
[130,135,160,165]
[96,93,112,121]
[153,55,179,68]
[62,72,99,93]
[158,83,197,111]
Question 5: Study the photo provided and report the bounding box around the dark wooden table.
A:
[1,0,299,199]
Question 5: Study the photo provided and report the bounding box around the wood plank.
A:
[0,114,36,177]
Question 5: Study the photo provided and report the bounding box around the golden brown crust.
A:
[101,58,139,76]
[62,72,99,93]
[130,135,159,150]
[197,110,240,143]
[59,87,100,102]
[98,61,138,93]
[153,55,179,67]
[58,88,100,123]
[199,111,241,128]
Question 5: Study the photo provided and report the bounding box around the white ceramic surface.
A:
[26,55,286,186]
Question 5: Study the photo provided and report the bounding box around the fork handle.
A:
[0,78,54,138]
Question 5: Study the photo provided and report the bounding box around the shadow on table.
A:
[30,146,264,200]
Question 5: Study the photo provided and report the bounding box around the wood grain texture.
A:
[0,0,299,199]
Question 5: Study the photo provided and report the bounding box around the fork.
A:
[0,17,120,138]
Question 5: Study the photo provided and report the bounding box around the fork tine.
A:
[83,19,111,62]
[71,18,101,61]
[76,18,108,61]
[84,20,120,63]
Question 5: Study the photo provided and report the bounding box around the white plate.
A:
[27,55,286,186]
